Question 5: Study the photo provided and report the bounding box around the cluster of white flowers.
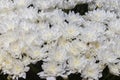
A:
[0,0,120,80]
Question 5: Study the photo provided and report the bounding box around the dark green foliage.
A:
[62,4,88,15]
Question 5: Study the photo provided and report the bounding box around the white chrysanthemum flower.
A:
[40,27,62,42]
[57,37,71,50]
[108,63,120,76]
[97,40,120,64]
[19,20,37,32]
[80,22,106,42]
[38,62,64,77]
[25,46,45,60]
[0,10,18,21]
[14,0,33,8]
[42,9,66,25]
[8,40,24,58]
[81,61,102,80]
[0,0,14,12]
[49,48,68,63]
[0,31,18,48]
[98,36,120,58]
[31,36,43,46]
[67,11,84,25]
[0,19,19,33]
[108,19,120,34]
[1,52,29,79]
[75,0,93,3]
[84,21,106,33]
[37,22,49,30]
[21,33,37,46]
[34,0,92,10]
[59,0,76,9]
[66,40,87,56]
[81,28,98,42]
[16,7,38,21]
[73,40,88,51]
[68,56,88,72]
[34,0,59,10]
[0,50,6,69]
[69,40,88,54]
[3,61,29,80]
[62,23,81,38]
[85,9,116,23]
[21,56,32,65]
[93,0,120,11]
[58,0,92,9]
[2,54,14,70]
[0,0,120,79]
[46,77,56,80]
[11,62,29,79]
